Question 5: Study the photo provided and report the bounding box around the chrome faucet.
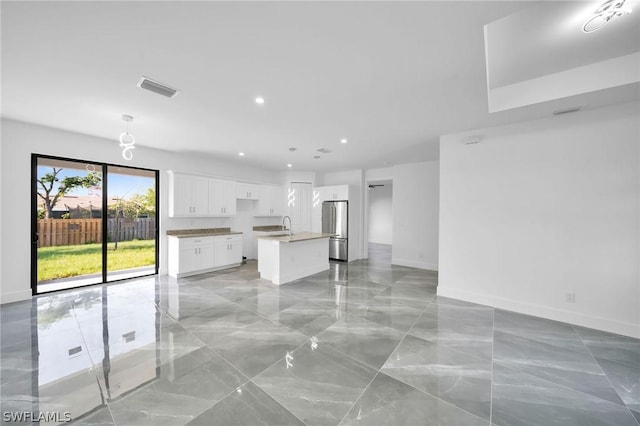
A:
[282,216,292,234]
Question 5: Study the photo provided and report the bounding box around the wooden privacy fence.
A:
[37,218,156,247]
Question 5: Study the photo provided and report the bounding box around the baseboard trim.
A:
[0,289,32,304]
[391,257,438,271]
[172,263,241,279]
[437,286,640,339]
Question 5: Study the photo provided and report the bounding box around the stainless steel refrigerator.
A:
[322,200,348,261]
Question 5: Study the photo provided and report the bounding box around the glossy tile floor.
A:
[1,243,639,425]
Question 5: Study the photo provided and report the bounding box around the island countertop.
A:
[256,232,335,243]
[167,228,242,238]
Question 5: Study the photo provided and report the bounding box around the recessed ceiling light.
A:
[239,152,245,157]
[287,163,292,168]
[255,97,265,105]
[340,139,348,144]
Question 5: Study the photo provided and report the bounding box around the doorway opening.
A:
[367,180,392,263]
[32,154,159,295]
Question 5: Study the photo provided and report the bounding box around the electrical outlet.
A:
[565,292,576,303]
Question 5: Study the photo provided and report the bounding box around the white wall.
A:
[0,119,282,303]
[439,101,640,338]
[321,169,364,261]
[391,161,439,270]
[368,183,393,245]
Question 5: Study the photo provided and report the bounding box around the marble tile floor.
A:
[1,245,638,425]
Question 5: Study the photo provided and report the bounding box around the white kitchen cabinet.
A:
[214,235,243,267]
[236,183,260,200]
[168,172,210,217]
[311,185,349,232]
[321,185,349,200]
[168,236,215,277]
[209,179,237,216]
[257,185,284,216]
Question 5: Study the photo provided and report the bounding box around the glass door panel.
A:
[106,166,157,282]
[35,157,104,293]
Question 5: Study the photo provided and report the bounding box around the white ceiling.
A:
[486,1,640,88]
[2,1,638,172]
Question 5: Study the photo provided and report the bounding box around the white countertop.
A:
[256,232,335,243]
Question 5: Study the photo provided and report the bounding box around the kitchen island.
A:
[257,232,334,285]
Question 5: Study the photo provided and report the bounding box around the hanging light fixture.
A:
[119,115,136,160]
[583,0,632,33]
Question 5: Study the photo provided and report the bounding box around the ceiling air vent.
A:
[138,76,179,98]
[317,148,331,154]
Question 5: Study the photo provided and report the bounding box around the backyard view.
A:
[38,240,156,281]
[35,157,157,290]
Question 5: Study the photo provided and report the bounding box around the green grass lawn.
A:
[38,239,156,281]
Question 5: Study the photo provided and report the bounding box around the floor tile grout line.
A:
[371,290,492,425]
[493,326,614,360]
[376,367,492,425]
[247,379,312,426]
[571,324,640,425]
[335,370,383,426]
[493,357,640,417]
[332,272,427,426]
[68,298,120,426]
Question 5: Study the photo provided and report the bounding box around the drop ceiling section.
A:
[484,1,640,112]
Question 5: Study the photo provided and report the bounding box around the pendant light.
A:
[119,115,136,160]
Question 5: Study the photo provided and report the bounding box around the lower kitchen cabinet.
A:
[168,234,243,278]
[214,235,243,267]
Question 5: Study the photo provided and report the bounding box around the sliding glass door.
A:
[32,155,159,294]
[106,166,157,282]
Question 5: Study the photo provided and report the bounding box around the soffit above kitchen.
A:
[1,1,637,172]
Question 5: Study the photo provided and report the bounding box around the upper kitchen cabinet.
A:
[311,184,350,232]
[236,183,260,200]
[209,179,237,216]
[257,185,284,216]
[322,185,349,200]
[168,172,210,217]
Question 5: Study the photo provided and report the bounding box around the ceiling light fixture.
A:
[239,152,245,156]
[582,0,632,33]
[340,139,348,144]
[119,115,135,160]
[287,163,292,168]
[255,97,265,104]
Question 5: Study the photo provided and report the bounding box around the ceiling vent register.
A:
[138,76,179,98]
[317,148,331,154]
